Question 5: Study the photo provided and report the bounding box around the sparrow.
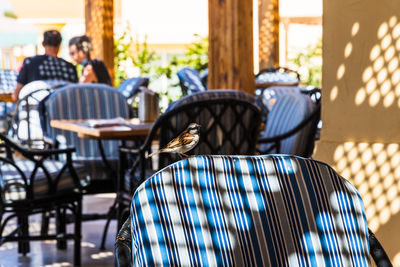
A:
[147,123,201,158]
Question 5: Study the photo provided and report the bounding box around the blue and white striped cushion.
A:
[130,155,370,267]
[256,72,300,84]
[177,68,207,95]
[260,93,317,155]
[0,69,18,92]
[43,84,132,159]
[0,69,18,117]
[1,159,85,201]
[117,77,149,99]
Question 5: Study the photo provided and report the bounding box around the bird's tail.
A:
[147,150,161,158]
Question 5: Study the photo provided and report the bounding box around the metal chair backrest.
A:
[151,90,262,169]
[9,80,72,147]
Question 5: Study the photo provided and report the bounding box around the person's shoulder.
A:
[22,55,46,65]
[54,57,76,69]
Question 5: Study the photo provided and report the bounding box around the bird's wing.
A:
[163,132,194,150]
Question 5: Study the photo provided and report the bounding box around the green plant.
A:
[114,30,133,87]
[114,29,209,110]
[147,35,209,110]
[289,38,322,88]
[4,11,17,19]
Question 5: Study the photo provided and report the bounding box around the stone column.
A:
[316,0,400,263]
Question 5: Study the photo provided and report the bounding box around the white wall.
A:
[120,0,208,44]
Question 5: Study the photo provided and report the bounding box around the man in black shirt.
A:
[12,30,78,101]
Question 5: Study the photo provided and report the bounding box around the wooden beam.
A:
[208,0,254,94]
[258,0,279,69]
[280,16,322,25]
[85,0,114,85]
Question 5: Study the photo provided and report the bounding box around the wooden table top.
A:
[0,92,16,102]
[255,81,299,89]
[50,118,154,140]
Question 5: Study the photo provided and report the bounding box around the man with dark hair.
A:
[12,30,78,101]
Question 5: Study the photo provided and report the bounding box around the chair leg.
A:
[41,211,50,236]
[100,200,117,250]
[117,200,130,231]
[56,208,67,249]
[74,199,82,266]
[17,215,30,255]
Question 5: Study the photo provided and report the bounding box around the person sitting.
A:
[68,35,112,86]
[12,30,78,101]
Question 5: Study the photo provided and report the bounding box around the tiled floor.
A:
[0,194,119,267]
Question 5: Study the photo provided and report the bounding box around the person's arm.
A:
[79,64,98,84]
[12,83,24,102]
[88,59,112,85]
[13,58,29,101]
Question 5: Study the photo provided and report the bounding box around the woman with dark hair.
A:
[69,35,112,85]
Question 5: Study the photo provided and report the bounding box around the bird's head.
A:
[187,123,201,135]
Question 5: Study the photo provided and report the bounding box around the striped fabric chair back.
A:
[130,155,371,267]
[260,92,318,156]
[259,86,303,111]
[40,84,132,158]
[177,67,207,95]
[152,90,262,169]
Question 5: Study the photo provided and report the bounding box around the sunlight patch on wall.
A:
[393,252,400,267]
[352,22,360,36]
[355,16,400,107]
[333,142,400,232]
[330,22,360,102]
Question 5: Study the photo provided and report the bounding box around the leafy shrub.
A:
[289,38,322,88]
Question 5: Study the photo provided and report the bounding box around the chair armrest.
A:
[259,104,320,144]
[42,135,60,148]
[119,146,141,155]
[369,229,393,267]
[27,146,76,157]
[0,133,75,158]
[114,218,132,267]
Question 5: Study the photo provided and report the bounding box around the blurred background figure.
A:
[12,30,78,101]
[68,35,112,86]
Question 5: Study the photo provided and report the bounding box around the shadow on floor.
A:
[0,194,118,267]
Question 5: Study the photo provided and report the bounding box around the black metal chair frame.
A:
[0,133,82,266]
[257,88,321,158]
[8,88,52,147]
[117,97,262,228]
